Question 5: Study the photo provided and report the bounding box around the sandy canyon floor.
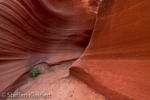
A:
[7,61,107,100]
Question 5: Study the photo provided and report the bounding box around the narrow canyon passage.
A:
[0,0,150,100]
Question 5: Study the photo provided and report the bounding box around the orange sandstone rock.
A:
[0,0,97,99]
[70,0,150,100]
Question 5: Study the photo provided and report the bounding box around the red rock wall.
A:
[0,0,97,98]
[70,0,150,100]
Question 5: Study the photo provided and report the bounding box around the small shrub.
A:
[29,67,41,77]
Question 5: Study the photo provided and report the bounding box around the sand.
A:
[6,61,106,100]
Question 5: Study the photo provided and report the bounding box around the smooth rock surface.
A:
[1,0,150,100]
[0,0,98,98]
[70,0,150,100]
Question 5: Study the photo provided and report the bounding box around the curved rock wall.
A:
[70,0,150,100]
[0,0,97,98]
[1,0,150,100]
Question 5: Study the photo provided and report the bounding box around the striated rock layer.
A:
[70,0,150,100]
[0,0,98,99]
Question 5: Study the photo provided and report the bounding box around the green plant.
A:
[29,67,41,77]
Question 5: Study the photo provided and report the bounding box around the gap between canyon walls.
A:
[0,0,101,99]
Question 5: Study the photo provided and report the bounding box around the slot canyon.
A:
[0,0,150,100]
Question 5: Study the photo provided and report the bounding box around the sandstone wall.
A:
[0,0,97,99]
[70,0,150,100]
